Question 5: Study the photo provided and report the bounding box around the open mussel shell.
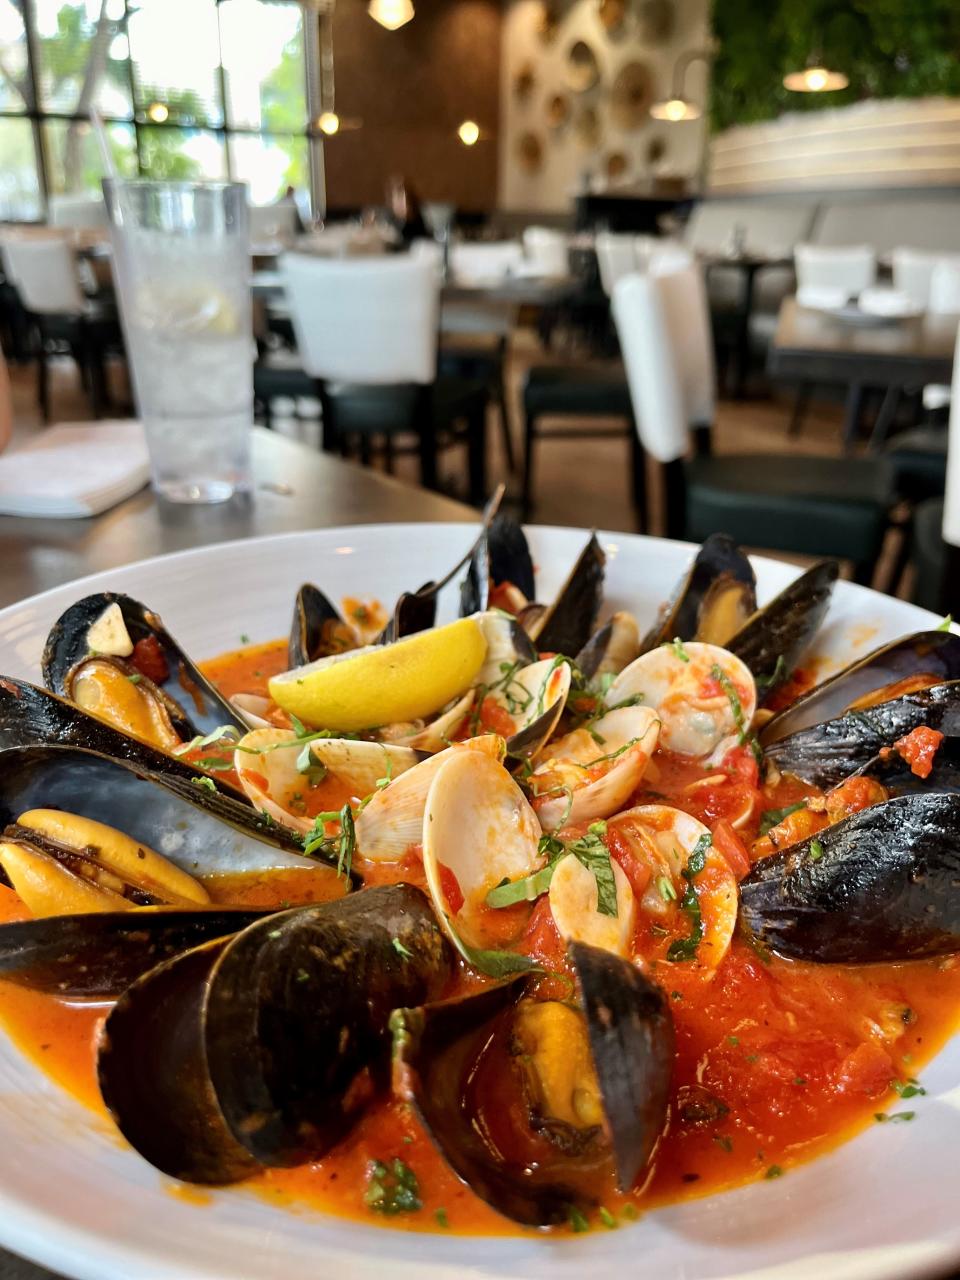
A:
[42,592,246,739]
[0,677,249,803]
[0,908,265,998]
[854,733,960,798]
[391,941,673,1226]
[527,533,605,657]
[460,515,537,615]
[99,885,451,1183]
[728,559,838,699]
[764,680,960,789]
[641,532,756,652]
[289,584,356,668]
[576,611,641,682]
[0,744,319,870]
[740,792,960,962]
[761,630,960,745]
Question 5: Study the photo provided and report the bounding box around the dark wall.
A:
[322,0,502,212]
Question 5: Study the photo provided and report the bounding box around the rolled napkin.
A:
[797,285,849,311]
[0,419,149,518]
[857,286,918,318]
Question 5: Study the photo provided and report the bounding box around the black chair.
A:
[910,497,945,613]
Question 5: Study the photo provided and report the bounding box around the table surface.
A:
[773,297,958,361]
[250,267,581,308]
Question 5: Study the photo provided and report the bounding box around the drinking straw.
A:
[88,107,118,180]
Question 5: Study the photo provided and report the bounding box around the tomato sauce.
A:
[1,639,959,1237]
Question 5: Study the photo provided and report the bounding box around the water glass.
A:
[104,180,253,504]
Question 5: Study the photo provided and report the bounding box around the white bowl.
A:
[0,525,956,1280]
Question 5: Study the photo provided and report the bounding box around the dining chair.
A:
[274,252,490,502]
[612,262,896,584]
[794,243,876,307]
[522,227,569,277]
[892,248,940,309]
[595,232,639,296]
[248,201,300,248]
[0,235,120,420]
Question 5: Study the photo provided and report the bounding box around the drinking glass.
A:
[103,179,253,503]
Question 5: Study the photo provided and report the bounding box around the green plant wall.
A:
[710,0,960,132]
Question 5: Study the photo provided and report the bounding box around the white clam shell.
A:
[607,641,757,762]
[230,693,274,730]
[354,734,504,861]
[234,728,419,834]
[531,704,661,831]
[375,688,475,753]
[422,749,543,950]
[548,853,636,958]
[612,803,739,971]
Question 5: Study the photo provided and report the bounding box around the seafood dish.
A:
[0,521,959,1240]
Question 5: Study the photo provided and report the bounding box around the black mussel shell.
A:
[391,942,673,1226]
[575,611,641,682]
[0,677,249,803]
[854,733,960,798]
[288,584,356,669]
[740,793,960,962]
[528,533,606,658]
[0,908,265,998]
[761,630,960,745]
[641,533,756,652]
[764,681,960,789]
[42,592,245,739]
[0,744,315,867]
[98,885,451,1183]
[728,559,838,700]
[460,515,537,615]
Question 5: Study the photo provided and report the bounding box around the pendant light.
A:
[368,0,414,30]
[783,62,849,92]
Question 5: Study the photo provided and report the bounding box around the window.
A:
[0,0,313,220]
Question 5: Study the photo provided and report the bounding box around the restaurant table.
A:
[0,426,473,1279]
[702,253,793,400]
[250,268,583,309]
[769,297,958,453]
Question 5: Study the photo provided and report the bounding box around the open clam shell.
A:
[42,592,245,740]
[98,885,451,1183]
[498,657,572,759]
[391,941,674,1225]
[740,792,960,962]
[761,630,960,745]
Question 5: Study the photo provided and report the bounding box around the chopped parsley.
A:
[392,938,413,960]
[598,1207,617,1229]
[808,839,825,862]
[891,1078,926,1099]
[875,1111,915,1124]
[670,637,691,663]
[713,1135,734,1153]
[711,663,762,766]
[755,654,787,695]
[656,874,677,903]
[758,800,807,836]
[937,614,953,632]
[127,672,142,685]
[568,1206,590,1233]
[764,1165,783,1179]
[302,802,356,878]
[567,821,618,917]
[190,776,217,792]
[240,633,250,645]
[434,1207,449,1228]
[364,1158,422,1215]
[667,833,711,962]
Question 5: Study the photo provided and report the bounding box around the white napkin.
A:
[0,419,150,518]
[858,287,918,318]
[797,285,849,311]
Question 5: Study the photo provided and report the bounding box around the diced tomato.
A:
[130,635,169,684]
[893,725,945,779]
[700,674,724,698]
[607,825,653,899]
[711,819,751,880]
[476,696,515,737]
[521,897,565,968]
[832,1040,894,1098]
[763,665,816,713]
[825,775,887,822]
[439,864,464,914]
[721,744,761,789]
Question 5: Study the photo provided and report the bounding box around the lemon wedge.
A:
[268,616,487,731]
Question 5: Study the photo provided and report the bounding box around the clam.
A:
[487,656,572,758]
[233,728,421,835]
[98,884,451,1183]
[607,641,757,762]
[761,630,960,746]
[475,610,538,685]
[42,593,246,746]
[375,689,476,753]
[609,804,739,971]
[289,584,357,668]
[763,680,960,789]
[740,792,960,962]
[354,736,505,861]
[576,611,642,683]
[422,749,543,951]
[391,941,674,1225]
[548,854,637,958]
[727,560,839,699]
[641,533,756,652]
[529,704,661,831]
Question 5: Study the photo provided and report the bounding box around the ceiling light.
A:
[368,0,414,30]
[318,111,340,135]
[147,102,169,123]
[458,120,480,146]
[783,64,848,92]
[650,97,701,122]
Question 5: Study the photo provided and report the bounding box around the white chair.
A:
[892,248,940,310]
[595,232,638,297]
[522,226,569,277]
[612,262,895,581]
[274,253,489,499]
[1,235,117,419]
[47,193,108,230]
[794,243,876,308]
[248,200,300,249]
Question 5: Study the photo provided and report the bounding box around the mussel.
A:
[853,733,960,798]
[42,592,246,744]
[764,680,960,789]
[527,533,606,657]
[98,884,451,1183]
[761,630,960,745]
[640,533,757,652]
[460,514,537,616]
[391,941,674,1225]
[289,585,356,669]
[740,792,960,962]
[576,611,642,683]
